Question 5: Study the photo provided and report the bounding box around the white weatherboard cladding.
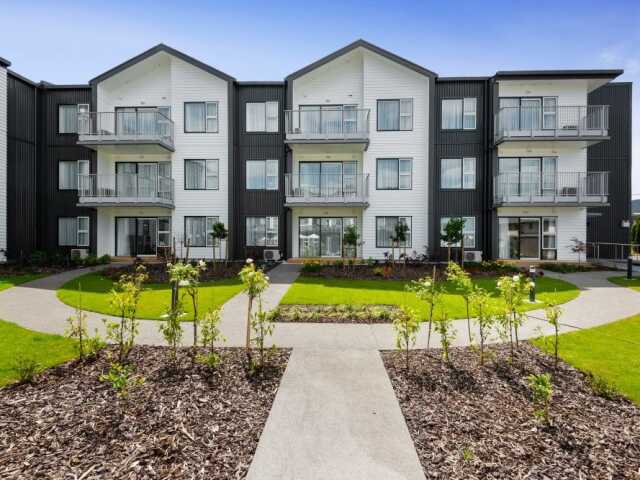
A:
[497,206,587,261]
[94,53,229,259]
[498,79,588,106]
[0,67,6,262]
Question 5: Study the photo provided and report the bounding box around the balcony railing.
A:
[77,111,174,150]
[494,171,609,206]
[284,173,369,205]
[78,174,174,207]
[285,108,370,141]
[494,105,609,142]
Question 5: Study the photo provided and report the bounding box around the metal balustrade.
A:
[77,174,174,207]
[284,173,369,205]
[284,108,370,140]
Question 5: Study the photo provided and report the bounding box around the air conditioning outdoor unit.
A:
[70,248,89,259]
[463,250,482,263]
[263,249,281,262]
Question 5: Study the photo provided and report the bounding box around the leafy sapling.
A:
[392,305,420,372]
[100,363,145,400]
[434,308,456,364]
[197,308,226,370]
[469,286,495,366]
[239,259,270,364]
[13,356,41,384]
[66,284,88,360]
[441,217,465,263]
[446,262,474,343]
[544,299,563,370]
[251,301,277,370]
[167,260,207,349]
[496,274,533,354]
[527,372,553,425]
[407,266,442,350]
[210,222,229,268]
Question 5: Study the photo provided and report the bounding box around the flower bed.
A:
[0,346,290,479]
[382,343,640,478]
[274,304,400,324]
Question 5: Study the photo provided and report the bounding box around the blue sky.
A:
[2,0,638,196]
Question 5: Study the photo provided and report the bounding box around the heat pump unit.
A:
[263,249,281,262]
[464,250,482,263]
[70,248,89,259]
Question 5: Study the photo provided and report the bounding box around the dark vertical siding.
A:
[38,87,96,254]
[233,84,286,260]
[587,82,632,246]
[431,79,490,259]
[6,73,38,260]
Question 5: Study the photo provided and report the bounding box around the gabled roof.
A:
[0,56,11,68]
[285,39,437,81]
[494,69,623,80]
[89,43,235,85]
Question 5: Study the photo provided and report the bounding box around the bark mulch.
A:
[274,304,399,324]
[0,346,290,479]
[382,343,640,479]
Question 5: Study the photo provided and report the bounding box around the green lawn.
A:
[0,319,77,387]
[280,276,580,320]
[532,314,640,404]
[57,272,244,321]
[0,273,46,292]
[608,276,640,292]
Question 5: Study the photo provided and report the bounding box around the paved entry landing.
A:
[246,348,425,480]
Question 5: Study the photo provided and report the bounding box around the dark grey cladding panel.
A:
[233,83,287,259]
[587,82,632,246]
[434,80,486,145]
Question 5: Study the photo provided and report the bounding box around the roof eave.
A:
[0,56,11,68]
[494,69,624,81]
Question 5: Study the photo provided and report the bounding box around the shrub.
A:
[83,255,99,267]
[527,373,553,425]
[588,373,618,400]
[28,250,48,268]
[301,260,323,273]
[100,363,144,399]
[197,308,225,370]
[392,305,420,372]
[13,356,41,384]
[98,254,112,265]
[542,262,592,274]
[372,266,385,277]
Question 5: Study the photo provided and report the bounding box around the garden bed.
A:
[274,304,400,324]
[0,346,290,479]
[382,343,640,478]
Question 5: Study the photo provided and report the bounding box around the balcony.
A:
[77,174,175,208]
[493,171,609,207]
[284,108,370,151]
[494,105,609,145]
[77,111,175,153]
[284,173,369,207]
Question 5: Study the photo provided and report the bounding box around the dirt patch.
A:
[274,304,400,324]
[382,343,640,479]
[0,346,290,479]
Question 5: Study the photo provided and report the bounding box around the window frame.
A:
[440,216,476,248]
[441,97,477,131]
[498,96,558,131]
[246,101,279,133]
[58,104,80,134]
[184,101,219,133]
[376,99,413,132]
[58,160,89,191]
[184,159,219,190]
[376,158,413,190]
[246,159,278,191]
[58,216,89,247]
[184,216,219,248]
[246,216,279,247]
[375,216,412,248]
[440,157,476,190]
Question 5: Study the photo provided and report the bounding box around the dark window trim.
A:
[376,158,413,190]
[440,97,478,131]
[245,159,279,191]
[297,216,358,258]
[184,215,218,248]
[439,157,476,191]
[58,104,79,135]
[376,98,413,132]
[497,155,558,196]
[375,216,412,248]
[114,216,172,256]
[184,159,219,191]
[57,215,90,248]
[183,101,219,134]
[245,101,279,134]
[57,159,83,192]
[498,96,559,131]
[439,215,477,249]
[497,216,558,260]
[245,215,279,248]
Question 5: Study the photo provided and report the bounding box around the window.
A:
[377,99,413,131]
[58,217,89,247]
[440,157,475,189]
[158,217,171,248]
[376,158,412,190]
[542,217,557,260]
[58,105,82,133]
[441,98,476,130]
[184,159,219,190]
[246,102,279,132]
[184,102,218,133]
[59,160,89,190]
[375,216,412,248]
[246,216,279,247]
[440,216,475,248]
[246,160,278,190]
[543,97,557,129]
[185,216,218,247]
[499,97,557,130]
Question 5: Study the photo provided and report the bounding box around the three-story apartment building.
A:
[0,40,632,263]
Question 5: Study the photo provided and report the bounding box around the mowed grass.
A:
[608,276,640,292]
[57,272,244,321]
[532,314,640,404]
[280,276,580,320]
[0,319,77,387]
[0,273,46,293]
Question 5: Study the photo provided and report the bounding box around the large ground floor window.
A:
[299,217,357,258]
[498,217,557,260]
[116,217,171,256]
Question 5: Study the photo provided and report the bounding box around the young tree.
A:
[167,261,206,352]
[159,288,184,364]
[544,300,563,370]
[393,222,410,267]
[407,266,442,350]
[210,222,229,269]
[441,218,465,263]
[251,299,276,370]
[569,237,587,263]
[469,287,495,366]
[66,284,88,360]
[197,308,225,370]
[239,259,270,363]
[392,305,420,373]
[342,224,359,260]
[434,309,456,364]
[105,265,148,363]
[446,262,474,343]
[496,274,534,358]
[527,373,553,425]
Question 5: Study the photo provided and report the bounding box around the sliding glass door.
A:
[298,217,357,258]
[498,217,557,260]
[298,161,357,197]
[116,217,169,256]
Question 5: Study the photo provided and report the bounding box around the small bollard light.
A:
[529,266,537,303]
